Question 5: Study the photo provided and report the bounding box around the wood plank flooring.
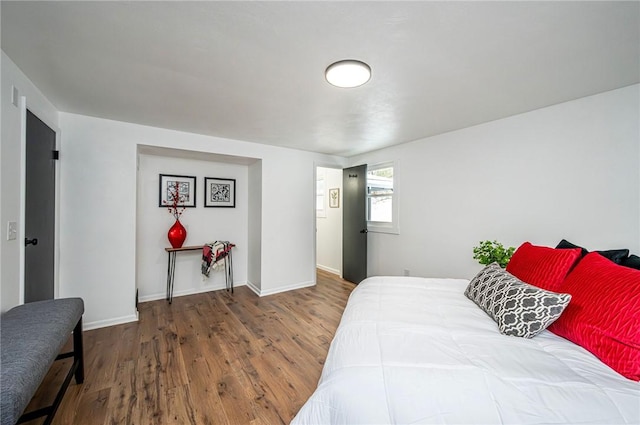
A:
[22,269,354,425]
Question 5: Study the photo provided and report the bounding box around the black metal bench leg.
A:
[18,316,85,425]
[73,317,84,384]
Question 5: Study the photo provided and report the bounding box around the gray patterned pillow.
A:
[464,262,511,320]
[465,263,572,338]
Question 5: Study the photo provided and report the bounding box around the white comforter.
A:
[292,276,640,424]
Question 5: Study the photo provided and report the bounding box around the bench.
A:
[1,298,84,425]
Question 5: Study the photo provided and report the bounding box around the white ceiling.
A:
[2,1,638,157]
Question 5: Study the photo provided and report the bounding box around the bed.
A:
[292,265,640,424]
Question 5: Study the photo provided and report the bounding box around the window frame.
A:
[366,161,399,234]
[316,174,326,218]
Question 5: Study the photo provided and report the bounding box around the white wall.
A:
[247,160,262,292]
[59,112,344,328]
[136,153,249,301]
[316,167,342,275]
[5,41,636,328]
[349,85,640,280]
[1,51,59,312]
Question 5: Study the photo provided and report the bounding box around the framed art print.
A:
[159,174,196,208]
[205,177,236,208]
[329,188,340,208]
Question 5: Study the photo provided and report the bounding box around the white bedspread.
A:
[292,276,640,424]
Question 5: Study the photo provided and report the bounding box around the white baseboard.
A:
[316,264,341,276]
[258,280,315,297]
[84,313,138,331]
[138,281,247,303]
[229,279,316,297]
[245,280,261,296]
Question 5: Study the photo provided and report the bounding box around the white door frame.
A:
[20,98,62,303]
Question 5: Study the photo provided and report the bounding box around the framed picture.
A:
[205,177,236,208]
[329,188,340,208]
[159,174,196,207]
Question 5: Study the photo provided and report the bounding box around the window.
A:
[367,162,398,234]
[316,175,326,217]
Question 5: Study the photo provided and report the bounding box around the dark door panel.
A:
[342,164,367,284]
[25,110,56,302]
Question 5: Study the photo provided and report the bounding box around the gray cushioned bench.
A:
[1,298,84,425]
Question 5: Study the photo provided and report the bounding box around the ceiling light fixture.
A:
[325,60,371,88]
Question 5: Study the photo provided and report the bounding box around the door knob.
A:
[360,229,368,234]
[25,238,38,246]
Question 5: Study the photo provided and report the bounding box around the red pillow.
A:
[506,242,581,291]
[549,253,640,381]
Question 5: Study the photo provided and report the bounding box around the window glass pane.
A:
[366,166,393,223]
[317,179,325,195]
[367,168,393,189]
[369,195,393,222]
[368,167,393,179]
[316,178,325,211]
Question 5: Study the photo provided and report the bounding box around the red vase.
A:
[167,219,187,248]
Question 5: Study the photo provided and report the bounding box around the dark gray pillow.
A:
[465,263,571,338]
[556,239,629,264]
[620,254,640,270]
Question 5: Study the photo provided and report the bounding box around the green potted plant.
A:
[472,240,515,268]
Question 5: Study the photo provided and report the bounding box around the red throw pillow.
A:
[506,242,581,292]
[549,253,640,381]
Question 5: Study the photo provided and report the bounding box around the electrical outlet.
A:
[7,222,17,241]
[403,269,410,276]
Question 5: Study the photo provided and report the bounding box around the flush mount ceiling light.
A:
[325,60,371,88]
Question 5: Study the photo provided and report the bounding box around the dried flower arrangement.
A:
[163,180,187,220]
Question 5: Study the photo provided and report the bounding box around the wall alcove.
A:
[135,145,262,303]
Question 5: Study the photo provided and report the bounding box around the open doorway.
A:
[315,166,343,277]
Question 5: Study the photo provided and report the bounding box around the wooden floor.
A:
[24,270,354,425]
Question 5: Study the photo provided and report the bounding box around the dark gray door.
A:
[25,110,56,302]
[342,164,367,284]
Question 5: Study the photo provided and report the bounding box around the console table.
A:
[164,244,235,304]
[165,245,202,304]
